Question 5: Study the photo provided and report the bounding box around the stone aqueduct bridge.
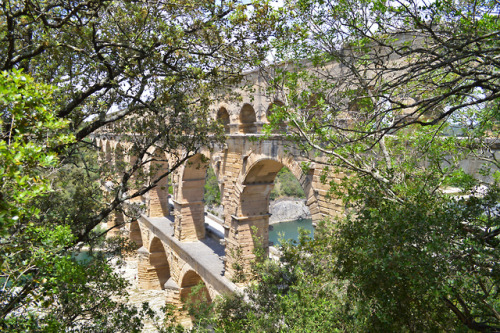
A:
[92,86,345,314]
[92,66,499,318]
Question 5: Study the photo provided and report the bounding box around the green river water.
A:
[269,218,314,246]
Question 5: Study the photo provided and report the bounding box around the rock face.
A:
[269,199,311,224]
[206,199,312,224]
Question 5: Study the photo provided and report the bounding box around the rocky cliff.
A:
[269,199,311,224]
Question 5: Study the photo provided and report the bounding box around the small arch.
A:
[217,107,230,134]
[239,103,257,134]
[148,237,171,289]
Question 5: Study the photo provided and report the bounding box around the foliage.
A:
[0,69,147,331]
[0,0,277,330]
[184,282,213,331]
[269,167,305,200]
[0,69,73,234]
[214,0,500,331]
[204,166,221,207]
[211,183,499,332]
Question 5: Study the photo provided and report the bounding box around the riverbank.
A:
[269,198,311,224]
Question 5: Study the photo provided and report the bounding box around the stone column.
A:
[224,183,273,280]
[148,165,170,217]
[137,247,153,289]
[174,178,206,242]
[106,211,124,238]
[173,200,205,242]
[254,121,265,133]
[229,123,239,135]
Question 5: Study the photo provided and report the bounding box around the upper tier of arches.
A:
[215,100,285,134]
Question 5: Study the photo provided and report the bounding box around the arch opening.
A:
[203,165,224,246]
[175,154,209,241]
[239,103,257,134]
[268,166,312,247]
[225,159,312,280]
[180,270,212,320]
[148,237,171,290]
[128,220,143,249]
[217,107,230,134]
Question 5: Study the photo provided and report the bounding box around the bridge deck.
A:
[139,215,239,295]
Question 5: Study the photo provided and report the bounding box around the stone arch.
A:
[180,270,212,307]
[128,219,143,249]
[216,107,230,134]
[224,156,319,280]
[239,103,257,134]
[148,148,170,217]
[139,237,171,290]
[239,155,316,205]
[174,153,209,241]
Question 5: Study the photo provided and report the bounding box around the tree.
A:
[210,0,499,331]
[0,69,147,331]
[204,166,221,207]
[0,0,277,330]
[269,167,305,200]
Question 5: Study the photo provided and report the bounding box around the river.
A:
[269,218,314,246]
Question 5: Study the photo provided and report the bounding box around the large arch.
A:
[174,154,209,241]
[239,103,257,134]
[224,157,318,280]
[239,159,284,253]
